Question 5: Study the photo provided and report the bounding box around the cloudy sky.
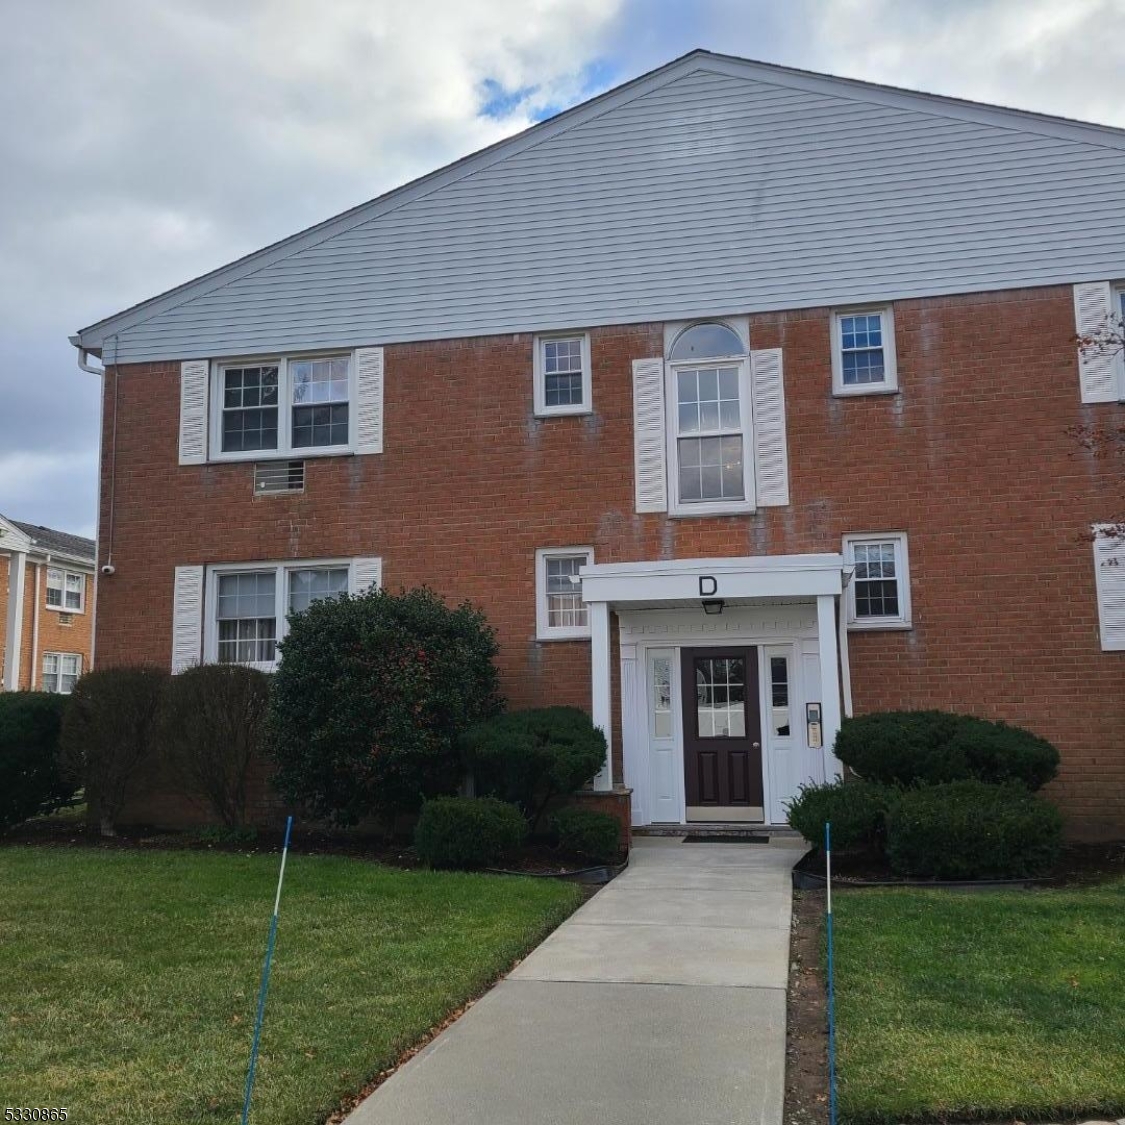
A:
[3,0,1125,537]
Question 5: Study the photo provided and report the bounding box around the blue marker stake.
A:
[241,815,293,1125]
[825,820,838,1125]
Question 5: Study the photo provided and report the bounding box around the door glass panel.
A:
[770,655,791,737]
[694,657,746,738]
[651,655,673,738]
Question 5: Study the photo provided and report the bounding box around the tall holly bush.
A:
[268,586,502,826]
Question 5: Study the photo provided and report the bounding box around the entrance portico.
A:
[581,554,851,827]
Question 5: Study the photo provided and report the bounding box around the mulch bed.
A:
[3,814,615,878]
[794,841,1125,888]
[785,888,829,1125]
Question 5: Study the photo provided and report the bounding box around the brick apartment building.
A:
[71,52,1125,838]
[0,515,95,694]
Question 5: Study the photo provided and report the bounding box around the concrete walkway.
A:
[346,836,800,1125]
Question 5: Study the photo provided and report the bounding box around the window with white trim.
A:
[666,321,754,516]
[213,354,352,458]
[832,308,897,395]
[46,568,86,612]
[206,561,353,668]
[843,533,912,629]
[533,334,591,416]
[535,548,593,640]
[42,652,81,694]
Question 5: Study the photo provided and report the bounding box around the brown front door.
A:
[681,647,763,821]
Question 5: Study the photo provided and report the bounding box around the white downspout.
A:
[3,551,27,691]
[838,568,854,719]
[71,337,106,669]
[30,562,41,690]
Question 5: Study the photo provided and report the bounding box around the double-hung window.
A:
[535,548,593,640]
[46,568,85,612]
[533,333,591,416]
[832,308,897,395]
[207,561,353,668]
[214,355,352,458]
[843,533,912,629]
[42,652,81,694]
[666,321,754,516]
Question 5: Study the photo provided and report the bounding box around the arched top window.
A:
[668,322,745,362]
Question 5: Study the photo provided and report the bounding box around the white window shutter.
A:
[1093,530,1125,651]
[352,557,382,594]
[178,360,209,465]
[171,565,204,673]
[751,348,790,507]
[355,347,384,454]
[632,357,667,513]
[1074,282,1118,404]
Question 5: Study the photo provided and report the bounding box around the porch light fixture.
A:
[701,599,725,616]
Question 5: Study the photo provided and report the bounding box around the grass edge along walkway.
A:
[0,845,584,1124]
[830,879,1125,1124]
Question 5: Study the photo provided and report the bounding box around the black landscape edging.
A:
[486,856,629,884]
[792,847,1045,891]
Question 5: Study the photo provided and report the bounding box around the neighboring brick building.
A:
[0,515,95,695]
[71,52,1125,838]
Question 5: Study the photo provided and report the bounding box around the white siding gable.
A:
[79,55,1125,364]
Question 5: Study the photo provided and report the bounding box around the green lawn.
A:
[834,880,1125,1123]
[0,846,582,1123]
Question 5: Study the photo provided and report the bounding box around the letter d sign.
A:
[699,576,718,597]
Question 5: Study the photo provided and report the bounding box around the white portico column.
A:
[590,600,613,791]
[3,552,27,691]
[817,593,844,780]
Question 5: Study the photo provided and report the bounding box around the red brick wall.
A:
[1,557,94,690]
[97,285,1125,838]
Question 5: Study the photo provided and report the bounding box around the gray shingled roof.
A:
[9,520,95,563]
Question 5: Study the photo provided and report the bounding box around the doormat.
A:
[681,834,770,844]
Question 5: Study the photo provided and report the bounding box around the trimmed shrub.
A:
[414,796,527,869]
[269,587,502,826]
[884,780,1063,879]
[785,778,892,851]
[552,807,622,864]
[461,707,606,830]
[0,692,74,832]
[60,666,168,836]
[160,664,271,827]
[834,711,1060,791]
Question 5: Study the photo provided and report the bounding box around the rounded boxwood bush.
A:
[269,587,502,826]
[461,707,606,830]
[552,807,622,864]
[835,711,1059,791]
[414,796,527,869]
[785,779,892,851]
[0,692,74,833]
[884,780,1063,879]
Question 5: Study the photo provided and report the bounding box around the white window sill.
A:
[45,606,85,615]
[833,385,900,398]
[536,631,592,643]
[847,619,912,631]
[534,406,593,419]
[208,447,355,464]
[667,505,757,520]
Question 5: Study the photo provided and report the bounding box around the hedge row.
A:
[787,710,1064,879]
